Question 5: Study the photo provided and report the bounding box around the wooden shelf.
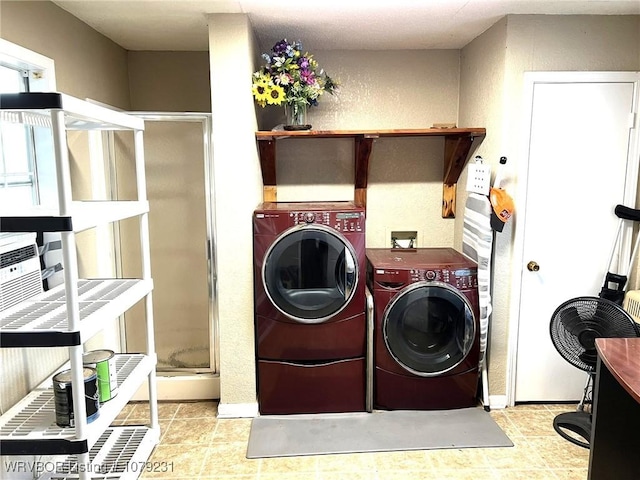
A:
[255,128,485,218]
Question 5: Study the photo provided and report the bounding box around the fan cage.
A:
[550,296,639,373]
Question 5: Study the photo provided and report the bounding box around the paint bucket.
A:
[53,367,100,428]
[83,349,118,403]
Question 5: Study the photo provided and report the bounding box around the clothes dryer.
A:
[367,248,480,410]
[254,202,366,414]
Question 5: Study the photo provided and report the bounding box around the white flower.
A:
[277,73,291,85]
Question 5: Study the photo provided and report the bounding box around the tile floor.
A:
[114,401,589,480]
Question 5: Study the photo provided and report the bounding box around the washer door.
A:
[262,224,358,323]
[383,281,475,376]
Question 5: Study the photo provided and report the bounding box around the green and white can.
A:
[83,349,118,403]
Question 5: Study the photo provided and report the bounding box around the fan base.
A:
[553,411,591,449]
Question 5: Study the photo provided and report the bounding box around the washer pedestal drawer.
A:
[374,366,479,411]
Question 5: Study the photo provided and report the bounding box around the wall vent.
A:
[623,290,640,324]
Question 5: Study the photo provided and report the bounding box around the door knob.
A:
[527,261,540,272]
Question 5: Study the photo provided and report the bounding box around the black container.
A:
[53,367,100,428]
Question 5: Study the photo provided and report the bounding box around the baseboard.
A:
[217,401,260,418]
[131,373,220,401]
[489,395,508,410]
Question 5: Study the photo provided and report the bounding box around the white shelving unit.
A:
[0,92,158,479]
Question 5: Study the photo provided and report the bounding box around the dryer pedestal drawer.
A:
[258,357,366,414]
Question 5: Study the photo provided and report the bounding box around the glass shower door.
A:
[118,114,217,395]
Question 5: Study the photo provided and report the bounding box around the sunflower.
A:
[251,40,339,110]
[266,84,285,105]
[252,74,271,106]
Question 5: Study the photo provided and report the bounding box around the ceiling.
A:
[52,0,640,51]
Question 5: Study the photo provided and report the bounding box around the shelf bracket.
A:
[442,183,457,219]
[257,138,277,202]
[442,134,480,218]
[354,135,376,208]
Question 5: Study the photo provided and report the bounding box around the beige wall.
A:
[208,14,263,409]
[457,18,510,400]
[128,51,211,112]
[269,50,461,248]
[459,14,640,399]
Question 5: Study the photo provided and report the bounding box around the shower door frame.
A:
[129,112,219,399]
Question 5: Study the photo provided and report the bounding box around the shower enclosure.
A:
[111,113,218,399]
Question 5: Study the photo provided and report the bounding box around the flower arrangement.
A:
[251,39,338,118]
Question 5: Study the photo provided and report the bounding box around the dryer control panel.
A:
[290,210,364,232]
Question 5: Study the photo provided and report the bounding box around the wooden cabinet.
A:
[256,128,485,217]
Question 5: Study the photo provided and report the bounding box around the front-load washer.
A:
[367,248,480,410]
[253,202,366,414]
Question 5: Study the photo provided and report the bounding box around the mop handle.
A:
[628,232,640,279]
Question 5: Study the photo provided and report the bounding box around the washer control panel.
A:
[410,268,477,289]
[375,267,477,289]
[291,210,364,232]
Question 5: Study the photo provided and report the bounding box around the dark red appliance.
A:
[367,248,480,410]
[254,202,366,414]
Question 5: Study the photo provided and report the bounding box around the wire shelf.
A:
[0,279,153,346]
[0,354,155,452]
[38,426,159,480]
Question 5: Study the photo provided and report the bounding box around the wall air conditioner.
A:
[0,232,43,312]
[623,290,640,325]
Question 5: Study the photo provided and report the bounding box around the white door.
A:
[514,72,640,402]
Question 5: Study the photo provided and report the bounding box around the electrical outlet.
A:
[391,230,417,248]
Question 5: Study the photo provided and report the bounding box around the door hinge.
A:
[630,112,637,129]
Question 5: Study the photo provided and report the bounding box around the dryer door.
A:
[383,281,475,376]
[263,224,358,323]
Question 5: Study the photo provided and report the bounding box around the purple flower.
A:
[272,39,290,56]
[300,69,315,85]
[298,57,310,69]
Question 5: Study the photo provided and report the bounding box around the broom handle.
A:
[614,205,640,278]
[603,219,624,286]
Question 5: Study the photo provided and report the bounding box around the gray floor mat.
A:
[247,407,513,458]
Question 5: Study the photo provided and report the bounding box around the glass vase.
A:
[284,102,311,131]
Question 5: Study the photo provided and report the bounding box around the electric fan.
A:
[549,296,640,448]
